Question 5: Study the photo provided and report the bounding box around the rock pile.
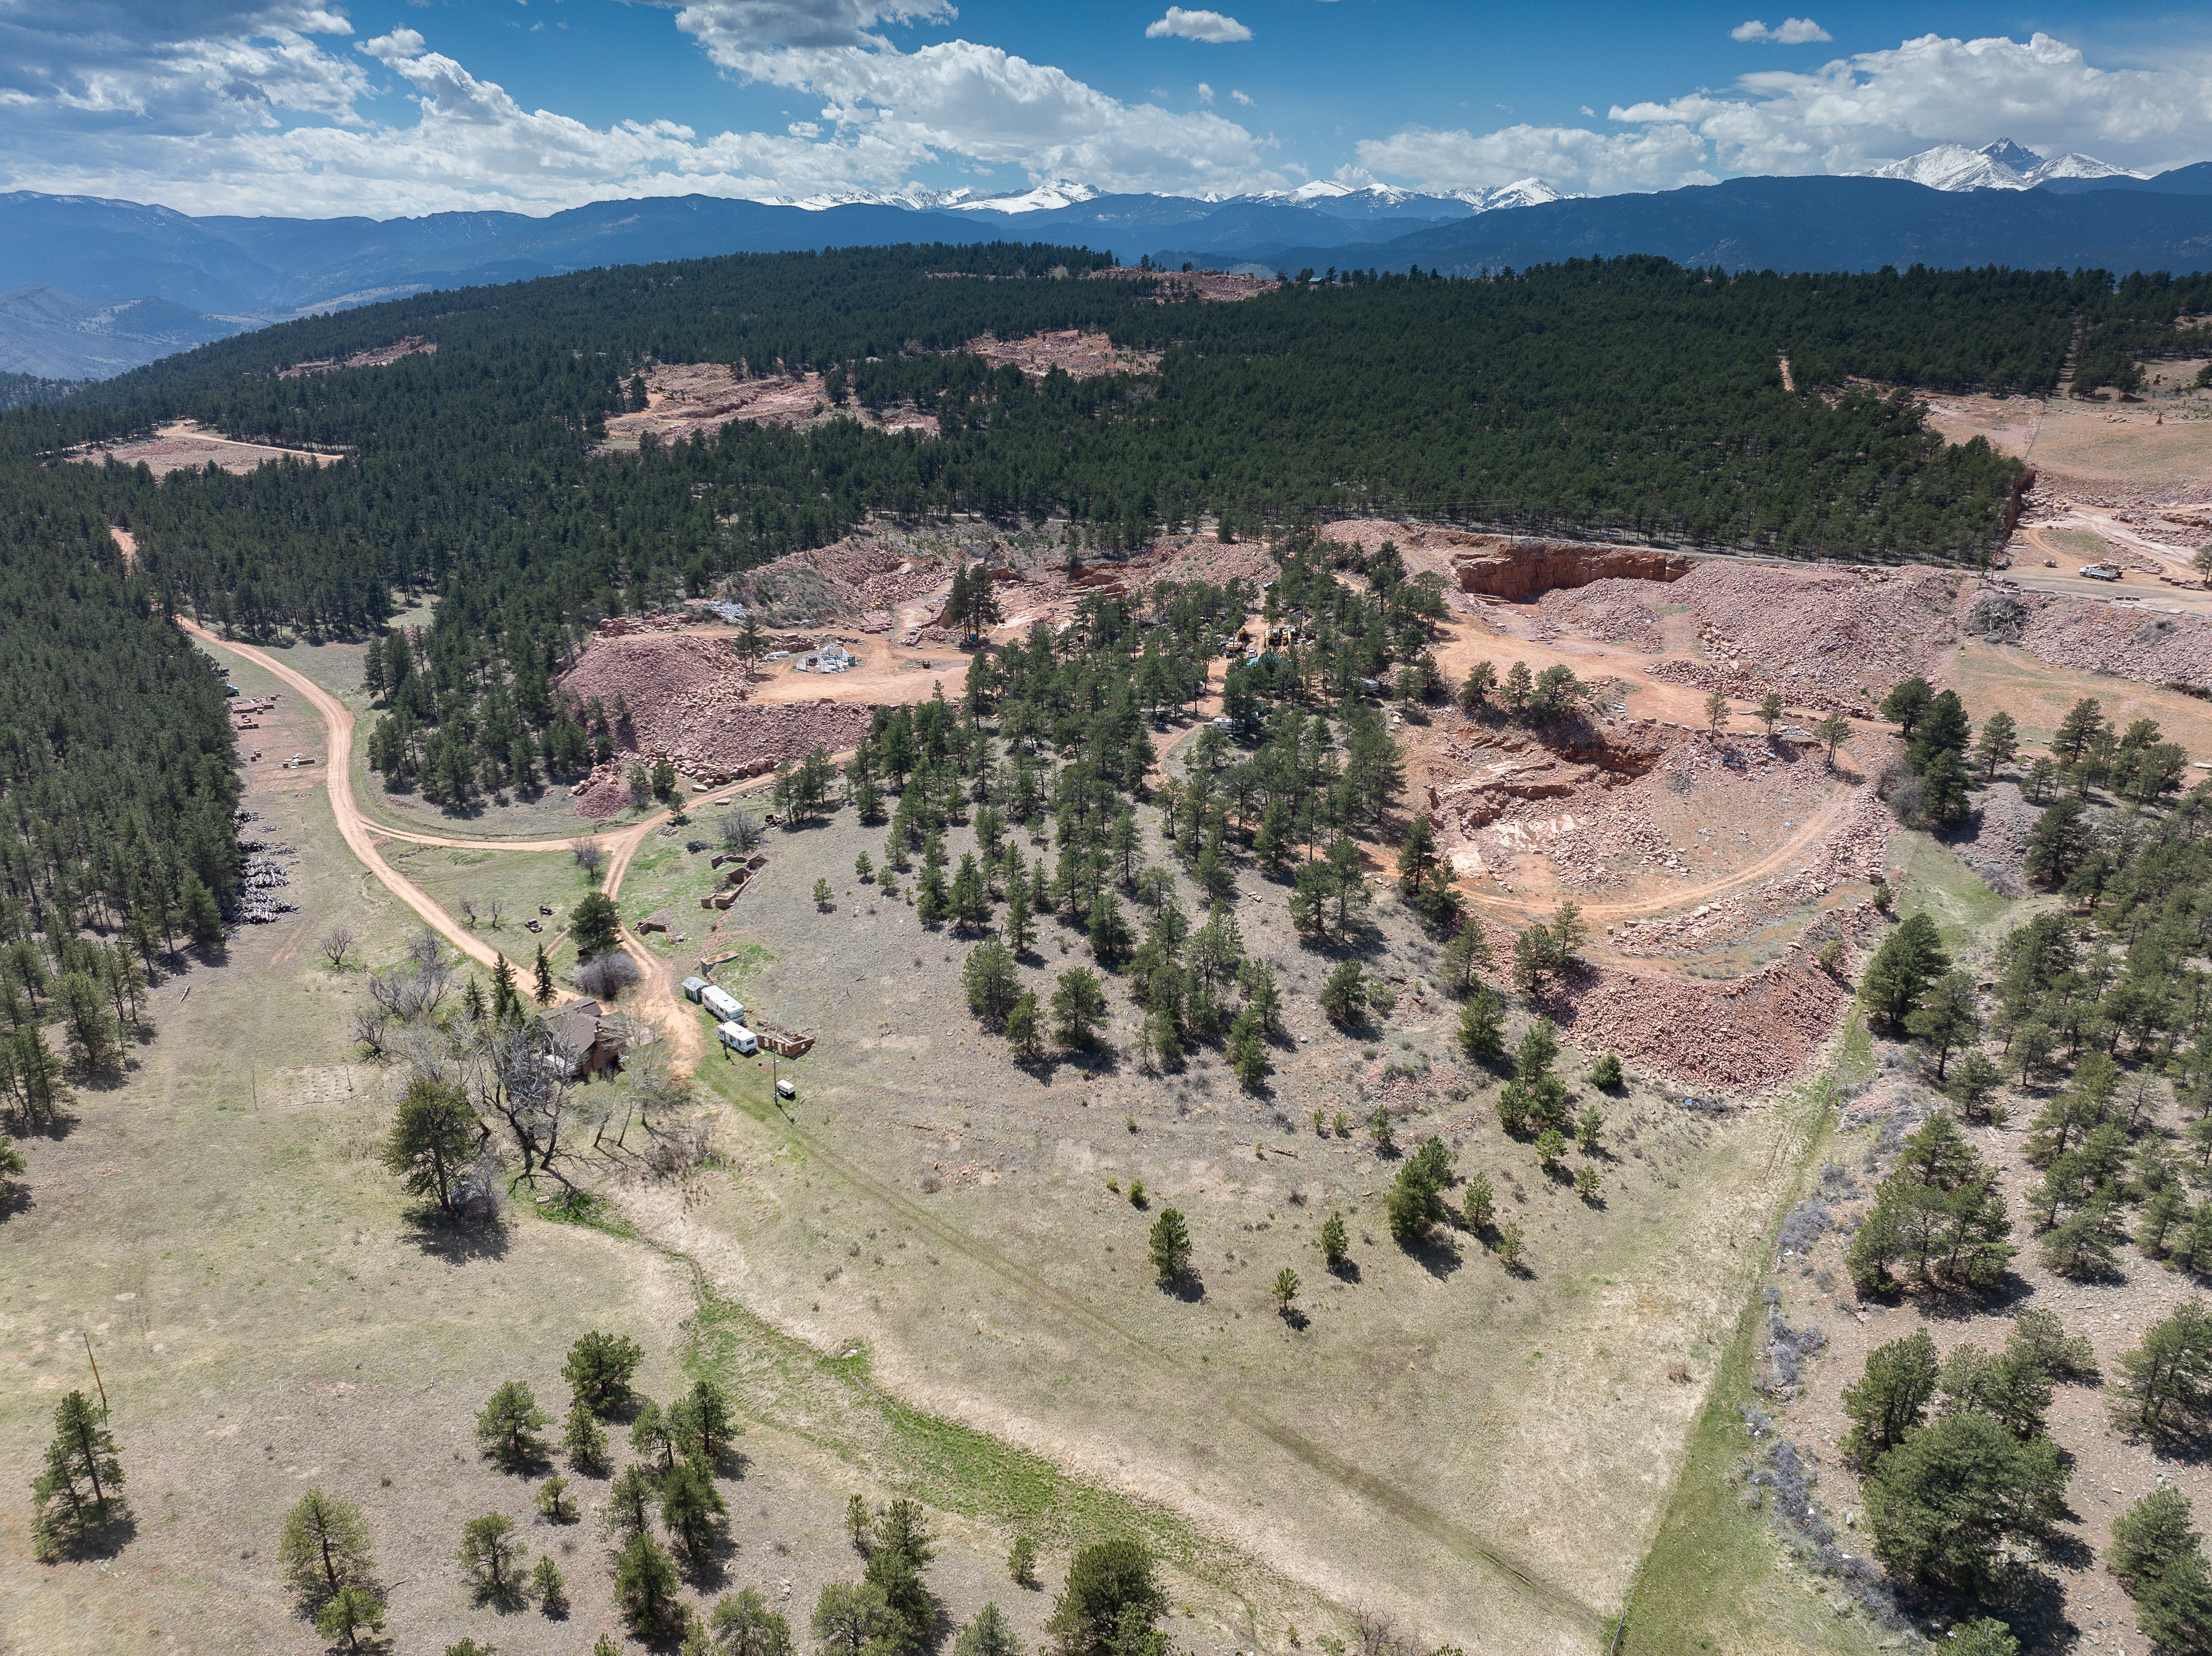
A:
[1535,579,1666,650]
[1981,588,2212,688]
[1552,955,1852,1089]
[570,699,875,818]
[562,636,745,714]
[737,532,951,618]
[1942,780,2037,897]
[232,810,299,924]
[1662,561,1958,711]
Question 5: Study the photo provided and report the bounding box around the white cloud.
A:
[669,1,1278,195]
[1197,81,1213,104]
[1731,18,1831,45]
[1231,88,1252,107]
[0,0,1285,214]
[1354,122,1714,195]
[1615,31,2212,177]
[1356,27,2212,200]
[1143,8,1251,45]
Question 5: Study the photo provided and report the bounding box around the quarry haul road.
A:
[183,618,715,1064]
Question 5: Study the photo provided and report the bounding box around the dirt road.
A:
[183,619,714,1064]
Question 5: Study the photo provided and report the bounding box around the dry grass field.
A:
[0,649,1275,1656]
[636,785,1838,1653]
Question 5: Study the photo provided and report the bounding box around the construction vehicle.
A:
[2080,562,2122,581]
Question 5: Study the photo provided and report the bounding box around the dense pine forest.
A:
[0,241,2205,1059]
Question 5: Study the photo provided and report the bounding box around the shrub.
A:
[1320,961,1367,1026]
[575,950,640,1000]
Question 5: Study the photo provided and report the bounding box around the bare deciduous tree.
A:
[319,927,355,971]
[575,952,640,1000]
[484,897,503,930]
[1351,1608,1406,1656]
[463,1022,589,1196]
[571,841,607,881]
[350,1004,391,1057]
[715,809,763,852]
[456,897,478,930]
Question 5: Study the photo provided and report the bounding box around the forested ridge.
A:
[0,242,2204,1077]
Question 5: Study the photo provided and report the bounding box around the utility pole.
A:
[81,1332,108,1417]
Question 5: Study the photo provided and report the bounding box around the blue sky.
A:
[2,1,2208,217]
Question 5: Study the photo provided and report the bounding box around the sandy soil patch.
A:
[1948,638,2212,762]
[1920,391,2048,459]
[63,421,337,477]
[597,363,938,454]
[963,330,1161,380]
[276,336,437,378]
[1084,267,1281,302]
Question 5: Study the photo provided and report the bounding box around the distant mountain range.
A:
[5,141,2210,382]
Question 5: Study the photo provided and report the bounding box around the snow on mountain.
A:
[1253,180,1422,207]
[1869,141,2030,191]
[783,184,976,211]
[1977,138,2042,176]
[2025,152,2140,186]
[1448,177,1578,212]
[1867,138,2142,193]
[939,179,1104,214]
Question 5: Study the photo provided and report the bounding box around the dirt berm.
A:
[1449,538,1694,599]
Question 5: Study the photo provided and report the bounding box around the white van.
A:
[701,985,744,1021]
[718,1021,759,1056]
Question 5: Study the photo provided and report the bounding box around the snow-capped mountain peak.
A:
[1977,138,2042,175]
[2025,151,2141,185]
[940,179,1103,214]
[1868,141,2030,191]
[1866,138,2143,193]
[1461,177,1577,212]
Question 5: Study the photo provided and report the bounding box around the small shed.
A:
[680,976,710,1003]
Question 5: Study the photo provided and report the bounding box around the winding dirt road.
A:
[183,619,713,1064]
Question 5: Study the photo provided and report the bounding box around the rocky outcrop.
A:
[1449,538,1695,600]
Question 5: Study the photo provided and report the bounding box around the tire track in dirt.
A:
[634,1077,1606,1644]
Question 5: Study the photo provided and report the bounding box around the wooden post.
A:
[81,1332,108,1418]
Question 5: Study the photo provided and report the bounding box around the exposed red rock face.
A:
[1448,540,1696,599]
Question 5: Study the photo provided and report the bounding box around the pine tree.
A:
[670,1376,738,1464]
[1148,1208,1192,1282]
[1457,983,1505,1059]
[532,1552,570,1616]
[615,1532,686,1640]
[475,1380,551,1471]
[280,1487,376,1607]
[534,944,555,1005]
[1463,1171,1494,1233]
[31,1390,123,1557]
[314,1585,387,1652]
[458,1513,527,1602]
